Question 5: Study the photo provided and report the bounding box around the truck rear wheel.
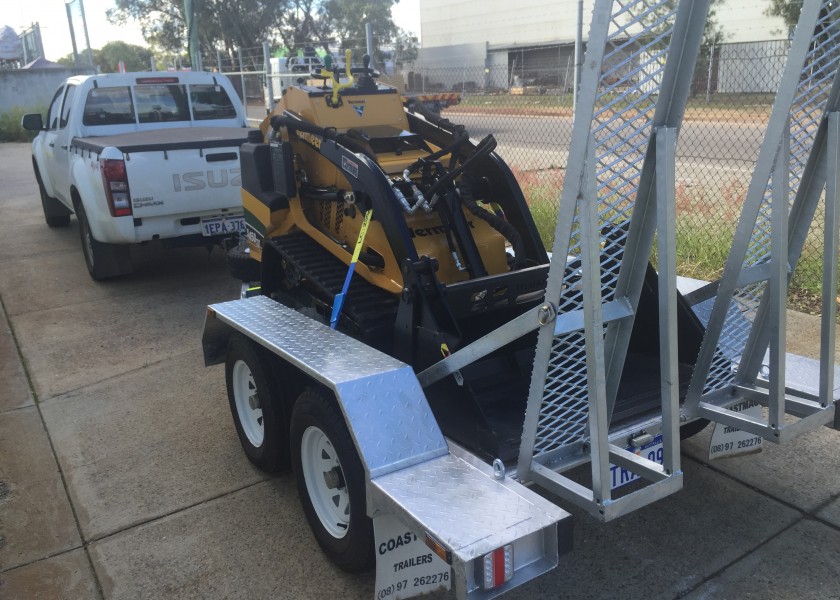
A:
[225,335,289,473]
[291,389,374,573]
[76,203,132,280]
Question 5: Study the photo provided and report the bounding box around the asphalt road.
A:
[449,111,766,165]
[1,141,839,600]
[248,102,767,173]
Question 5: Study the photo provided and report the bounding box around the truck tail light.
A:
[101,159,132,217]
[478,545,513,590]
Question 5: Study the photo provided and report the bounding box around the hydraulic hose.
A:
[426,134,497,207]
[403,131,469,178]
[459,176,526,270]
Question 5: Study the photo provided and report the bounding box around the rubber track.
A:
[268,232,400,344]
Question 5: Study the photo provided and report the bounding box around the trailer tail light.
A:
[101,159,132,217]
[478,545,513,590]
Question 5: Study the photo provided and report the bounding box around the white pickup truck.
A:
[22,71,253,279]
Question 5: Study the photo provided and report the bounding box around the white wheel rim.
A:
[232,359,264,447]
[300,426,350,539]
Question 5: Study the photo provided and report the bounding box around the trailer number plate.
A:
[374,514,451,600]
[610,434,664,490]
[201,214,246,236]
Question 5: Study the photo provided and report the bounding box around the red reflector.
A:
[101,159,132,218]
[136,77,179,84]
[492,548,506,588]
[102,159,126,182]
[480,544,513,590]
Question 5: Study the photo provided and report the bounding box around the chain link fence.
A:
[198,45,275,123]
[408,39,830,310]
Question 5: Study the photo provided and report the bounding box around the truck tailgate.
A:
[75,127,250,220]
[125,144,244,219]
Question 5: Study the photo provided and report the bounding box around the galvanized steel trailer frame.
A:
[203,0,840,596]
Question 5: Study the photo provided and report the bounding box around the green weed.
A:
[0,106,43,143]
[514,164,831,314]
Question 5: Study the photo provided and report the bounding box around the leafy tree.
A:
[765,0,802,31]
[107,0,290,57]
[56,48,101,68]
[55,42,152,72]
[703,0,727,47]
[106,0,408,67]
[276,0,333,52]
[99,41,154,72]
[322,0,397,51]
[640,0,727,48]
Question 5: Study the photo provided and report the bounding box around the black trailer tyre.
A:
[291,389,374,573]
[225,335,289,473]
[680,418,710,440]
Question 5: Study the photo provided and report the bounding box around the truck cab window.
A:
[83,87,135,126]
[46,86,64,130]
[189,84,237,120]
[59,85,76,129]
[135,84,190,123]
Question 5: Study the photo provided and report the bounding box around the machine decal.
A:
[341,155,359,178]
[373,514,451,600]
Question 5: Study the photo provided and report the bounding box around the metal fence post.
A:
[263,41,274,114]
[705,43,715,104]
[366,22,374,58]
[238,47,246,104]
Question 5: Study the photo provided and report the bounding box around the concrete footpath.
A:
[0,141,838,599]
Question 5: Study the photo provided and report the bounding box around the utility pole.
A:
[77,0,94,70]
[65,3,80,67]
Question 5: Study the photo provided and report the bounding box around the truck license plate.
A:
[201,215,246,236]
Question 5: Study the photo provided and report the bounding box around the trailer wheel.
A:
[225,336,289,473]
[680,418,710,439]
[291,389,374,573]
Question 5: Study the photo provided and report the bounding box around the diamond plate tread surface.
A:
[210,296,447,478]
[371,454,568,563]
[211,295,406,383]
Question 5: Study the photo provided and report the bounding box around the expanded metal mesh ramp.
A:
[682,0,840,440]
[514,0,712,520]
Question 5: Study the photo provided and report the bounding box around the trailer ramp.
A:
[511,0,712,520]
[682,0,840,439]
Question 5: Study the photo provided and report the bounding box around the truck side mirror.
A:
[21,113,44,131]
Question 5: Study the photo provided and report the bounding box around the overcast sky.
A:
[13,0,421,61]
